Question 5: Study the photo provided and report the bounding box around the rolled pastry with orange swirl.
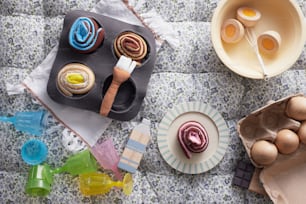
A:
[178,121,209,159]
[57,63,95,96]
[114,31,148,64]
[69,17,105,53]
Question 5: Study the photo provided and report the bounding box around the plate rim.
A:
[157,101,229,174]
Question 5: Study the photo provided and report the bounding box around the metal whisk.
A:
[245,28,268,80]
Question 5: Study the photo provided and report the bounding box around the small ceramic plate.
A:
[157,102,229,174]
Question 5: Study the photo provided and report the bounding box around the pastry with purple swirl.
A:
[114,31,148,65]
[57,63,95,96]
[69,17,105,53]
[177,121,209,159]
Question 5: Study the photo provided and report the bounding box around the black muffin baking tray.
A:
[47,10,156,121]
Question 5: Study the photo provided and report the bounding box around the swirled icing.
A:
[69,17,105,53]
[178,121,209,159]
[114,31,148,64]
[57,63,95,96]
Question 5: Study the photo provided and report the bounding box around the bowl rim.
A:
[211,0,306,79]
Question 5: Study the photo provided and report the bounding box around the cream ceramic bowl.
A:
[211,0,306,79]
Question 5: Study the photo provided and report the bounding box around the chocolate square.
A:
[232,161,255,189]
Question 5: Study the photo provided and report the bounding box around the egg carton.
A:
[237,94,305,167]
[237,93,306,204]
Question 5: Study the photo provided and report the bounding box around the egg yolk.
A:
[66,73,85,84]
[225,24,236,37]
[242,8,257,17]
[262,38,275,50]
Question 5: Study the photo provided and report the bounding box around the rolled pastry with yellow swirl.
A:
[178,121,209,159]
[57,63,95,96]
[114,31,148,64]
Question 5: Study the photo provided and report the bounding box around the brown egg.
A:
[275,129,299,154]
[286,96,306,121]
[298,121,306,144]
[251,140,278,165]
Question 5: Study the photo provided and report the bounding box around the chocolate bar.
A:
[232,160,267,195]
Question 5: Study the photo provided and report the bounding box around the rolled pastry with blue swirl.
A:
[57,63,95,96]
[178,121,209,159]
[69,17,105,53]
